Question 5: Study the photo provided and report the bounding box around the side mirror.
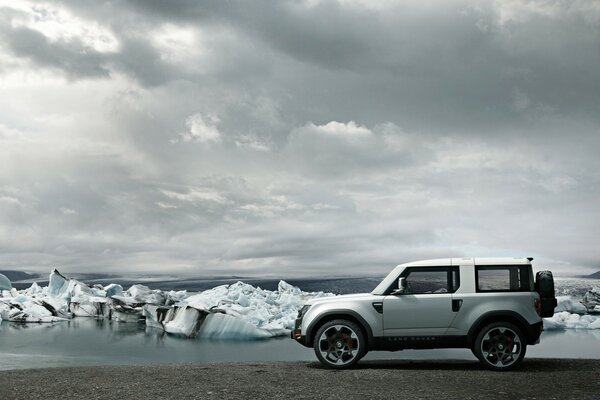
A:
[392,277,407,295]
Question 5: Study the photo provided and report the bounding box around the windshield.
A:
[371,265,404,295]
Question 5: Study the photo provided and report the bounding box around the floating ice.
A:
[0,273,11,291]
[127,284,166,305]
[69,297,109,318]
[47,269,69,296]
[555,296,587,315]
[179,280,331,337]
[139,280,332,338]
[198,312,272,339]
[544,311,600,330]
[104,284,123,297]
[582,287,600,313]
[142,304,209,336]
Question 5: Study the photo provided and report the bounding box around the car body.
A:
[292,257,556,371]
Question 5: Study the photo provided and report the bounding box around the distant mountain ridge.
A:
[586,271,600,279]
[0,270,39,281]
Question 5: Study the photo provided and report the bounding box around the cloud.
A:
[160,187,232,205]
[234,133,272,152]
[285,121,427,177]
[173,113,222,144]
[59,207,78,215]
[0,0,598,276]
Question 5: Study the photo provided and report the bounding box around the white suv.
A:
[292,257,556,371]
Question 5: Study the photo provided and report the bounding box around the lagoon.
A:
[1,318,599,370]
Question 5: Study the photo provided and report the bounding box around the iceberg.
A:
[69,297,110,318]
[104,283,123,298]
[555,296,588,314]
[4,300,68,323]
[198,312,272,339]
[47,269,69,296]
[143,304,210,336]
[544,311,600,330]
[140,280,332,338]
[0,273,12,291]
[582,287,600,313]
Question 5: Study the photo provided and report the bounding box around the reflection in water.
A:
[1,319,599,370]
[0,318,302,370]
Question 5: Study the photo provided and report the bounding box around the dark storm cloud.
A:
[0,24,110,79]
[0,1,599,276]
[43,0,600,129]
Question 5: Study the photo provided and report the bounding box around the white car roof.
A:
[398,257,533,267]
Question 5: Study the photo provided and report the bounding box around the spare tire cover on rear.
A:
[535,271,555,298]
[536,270,557,318]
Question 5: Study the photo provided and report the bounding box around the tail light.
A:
[534,298,541,316]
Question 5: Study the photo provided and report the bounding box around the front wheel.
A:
[472,321,527,371]
[313,319,366,369]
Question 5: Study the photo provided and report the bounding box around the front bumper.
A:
[291,318,310,347]
[291,330,309,347]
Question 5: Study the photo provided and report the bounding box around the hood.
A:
[306,292,376,306]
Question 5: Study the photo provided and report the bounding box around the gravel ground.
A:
[1,359,598,400]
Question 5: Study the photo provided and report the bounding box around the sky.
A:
[0,0,599,277]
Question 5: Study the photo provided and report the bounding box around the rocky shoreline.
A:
[1,359,599,400]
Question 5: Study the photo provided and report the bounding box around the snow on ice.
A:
[0,269,332,339]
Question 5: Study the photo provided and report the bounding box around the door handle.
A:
[452,299,463,312]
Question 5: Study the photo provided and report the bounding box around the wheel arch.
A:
[305,310,373,347]
[467,311,530,346]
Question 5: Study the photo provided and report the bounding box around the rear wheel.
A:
[473,321,526,371]
[313,319,366,369]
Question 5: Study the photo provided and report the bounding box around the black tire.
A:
[313,319,366,369]
[536,271,557,317]
[472,321,527,371]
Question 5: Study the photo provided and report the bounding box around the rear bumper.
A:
[527,321,544,345]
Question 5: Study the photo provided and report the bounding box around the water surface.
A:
[1,319,598,370]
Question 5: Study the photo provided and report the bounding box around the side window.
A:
[401,267,459,294]
[476,265,533,292]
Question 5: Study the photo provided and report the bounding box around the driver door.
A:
[383,266,459,336]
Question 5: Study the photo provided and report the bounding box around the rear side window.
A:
[476,265,534,292]
[400,267,460,294]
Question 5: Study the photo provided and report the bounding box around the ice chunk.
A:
[25,282,43,296]
[544,311,600,329]
[555,296,587,314]
[143,304,210,337]
[165,290,188,305]
[108,297,143,323]
[48,269,69,295]
[582,287,600,313]
[197,312,272,339]
[7,300,68,323]
[3,270,335,339]
[183,280,332,337]
[164,306,209,337]
[0,273,12,291]
[104,283,123,297]
[69,297,109,318]
[126,284,166,305]
[0,301,10,320]
[142,305,172,330]
[543,317,565,330]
